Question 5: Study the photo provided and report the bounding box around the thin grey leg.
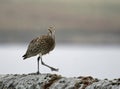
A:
[37,56,40,74]
[40,57,59,71]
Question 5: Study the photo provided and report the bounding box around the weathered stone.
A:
[0,74,120,89]
[86,79,120,89]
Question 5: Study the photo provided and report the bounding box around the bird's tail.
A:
[22,54,27,60]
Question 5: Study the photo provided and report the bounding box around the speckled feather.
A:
[23,34,55,59]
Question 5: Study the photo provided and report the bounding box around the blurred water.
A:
[0,44,120,79]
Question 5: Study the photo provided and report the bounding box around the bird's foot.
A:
[28,72,41,75]
[50,67,59,72]
[36,71,41,75]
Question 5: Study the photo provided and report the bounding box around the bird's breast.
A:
[39,36,55,55]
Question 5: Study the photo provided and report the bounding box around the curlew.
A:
[23,26,58,74]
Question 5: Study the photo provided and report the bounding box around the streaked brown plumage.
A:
[23,34,55,59]
[23,26,58,74]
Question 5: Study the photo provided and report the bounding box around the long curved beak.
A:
[48,29,52,33]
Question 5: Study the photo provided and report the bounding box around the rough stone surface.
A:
[0,74,120,89]
[86,79,120,89]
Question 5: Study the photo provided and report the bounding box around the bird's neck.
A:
[48,32,55,40]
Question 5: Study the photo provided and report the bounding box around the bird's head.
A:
[48,26,55,35]
[48,26,55,34]
[48,26,55,39]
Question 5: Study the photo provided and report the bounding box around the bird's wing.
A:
[26,36,42,55]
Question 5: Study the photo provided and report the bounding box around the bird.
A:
[22,26,58,74]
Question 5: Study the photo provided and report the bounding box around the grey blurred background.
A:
[0,0,120,79]
[0,0,120,45]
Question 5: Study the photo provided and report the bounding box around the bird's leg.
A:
[37,56,40,74]
[41,57,59,71]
